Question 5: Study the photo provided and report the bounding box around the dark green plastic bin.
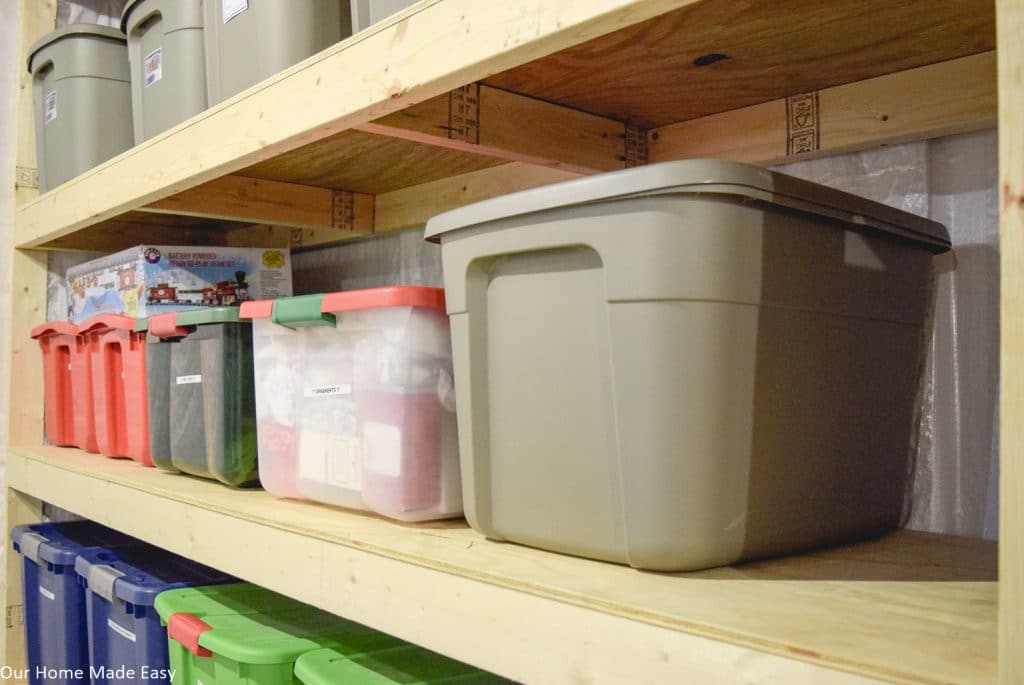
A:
[145,307,258,486]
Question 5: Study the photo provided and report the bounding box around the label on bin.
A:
[363,422,401,477]
[144,47,163,88]
[176,374,202,385]
[298,431,361,490]
[38,587,55,601]
[107,618,137,642]
[44,90,56,124]
[304,384,352,398]
[222,0,248,22]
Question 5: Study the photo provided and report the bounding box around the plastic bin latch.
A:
[148,313,193,339]
[168,612,213,657]
[87,564,126,603]
[18,532,47,565]
[271,294,336,330]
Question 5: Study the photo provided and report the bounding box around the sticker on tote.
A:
[107,619,137,642]
[176,374,202,385]
[304,384,352,398]
[362,422,402,477]
[222,0,248,23]
[44,90,56,124]
[39,587,55,601]
[144,47,162,87]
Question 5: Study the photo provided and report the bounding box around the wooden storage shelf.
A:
[4,445,997,685]
[7,0,1020,682]
[12,0,997,251]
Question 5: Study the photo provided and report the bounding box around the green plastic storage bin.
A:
[295,645,510,684]
[27,24,133,191]
[145,307,258,486]
[155,583,403,685]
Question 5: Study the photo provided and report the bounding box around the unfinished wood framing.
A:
[374,162,580,232]
[998,2,1023,683]
[358,83,627,174]
[142,175,374,232]
[648,52,997,166]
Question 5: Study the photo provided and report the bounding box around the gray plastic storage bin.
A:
[27,25,133,192]
[351,0,417,31]
[204,0,352,105]
[145,308,258,486]
[121,0,206,142]
[425,159,951,572]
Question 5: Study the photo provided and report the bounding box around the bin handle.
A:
[271,294,336,330]
[148,313,192,339]
[167,613,213,657]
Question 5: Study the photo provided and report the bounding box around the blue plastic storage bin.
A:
[75,545,234,685]
[11,522,139,685]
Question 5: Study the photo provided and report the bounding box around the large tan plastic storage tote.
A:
[204,0,353,105]
[121,0,206,142]
[425,159,951,572]
[27,25,133,192]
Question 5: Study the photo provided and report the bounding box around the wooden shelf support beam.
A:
[141,175,375,235]
[358,83,629,175]
[648,51,997,166]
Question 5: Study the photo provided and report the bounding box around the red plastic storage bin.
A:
[30,321,98,451]
[79,315,151,465]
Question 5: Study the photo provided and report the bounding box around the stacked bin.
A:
[203,0,352,105]
[79,315,151,464]
[11,522,138,685]
[121,0,206,142]
[144,308,259,486]
[27,25,133,192]
[75,546,234,684]
[240,287,461,521]
[31,322,97,451]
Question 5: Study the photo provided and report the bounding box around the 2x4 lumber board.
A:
[141,175,375,232]
[6,446,998,685]
[13,0,694,249]
[374,162,580,231]
[4,250,47,449]
[2,490,43,670]
[998,1,1024,683]
[358,83,628,174]
[648,52,997,166]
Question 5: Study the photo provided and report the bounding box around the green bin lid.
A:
[295,645,511,685]
[27,23,126,73]
[139,307,247,337]
[155,584,398,666]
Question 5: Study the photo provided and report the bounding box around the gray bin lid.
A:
[424,159,951,253]
[27,23,127,73]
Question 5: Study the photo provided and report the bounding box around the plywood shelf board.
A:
[485,0,995,128]
[6,445,997,685]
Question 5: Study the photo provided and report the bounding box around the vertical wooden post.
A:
[999,0,1024,683]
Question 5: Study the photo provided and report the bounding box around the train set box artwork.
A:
[67,245,293,323]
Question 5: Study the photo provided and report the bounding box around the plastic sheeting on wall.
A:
[774,130,1000,539]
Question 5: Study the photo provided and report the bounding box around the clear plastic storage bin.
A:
[240,287,460,521]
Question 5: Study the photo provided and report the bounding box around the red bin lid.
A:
[30,321,78,339]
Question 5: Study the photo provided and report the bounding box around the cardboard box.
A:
[67,245,292,323]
